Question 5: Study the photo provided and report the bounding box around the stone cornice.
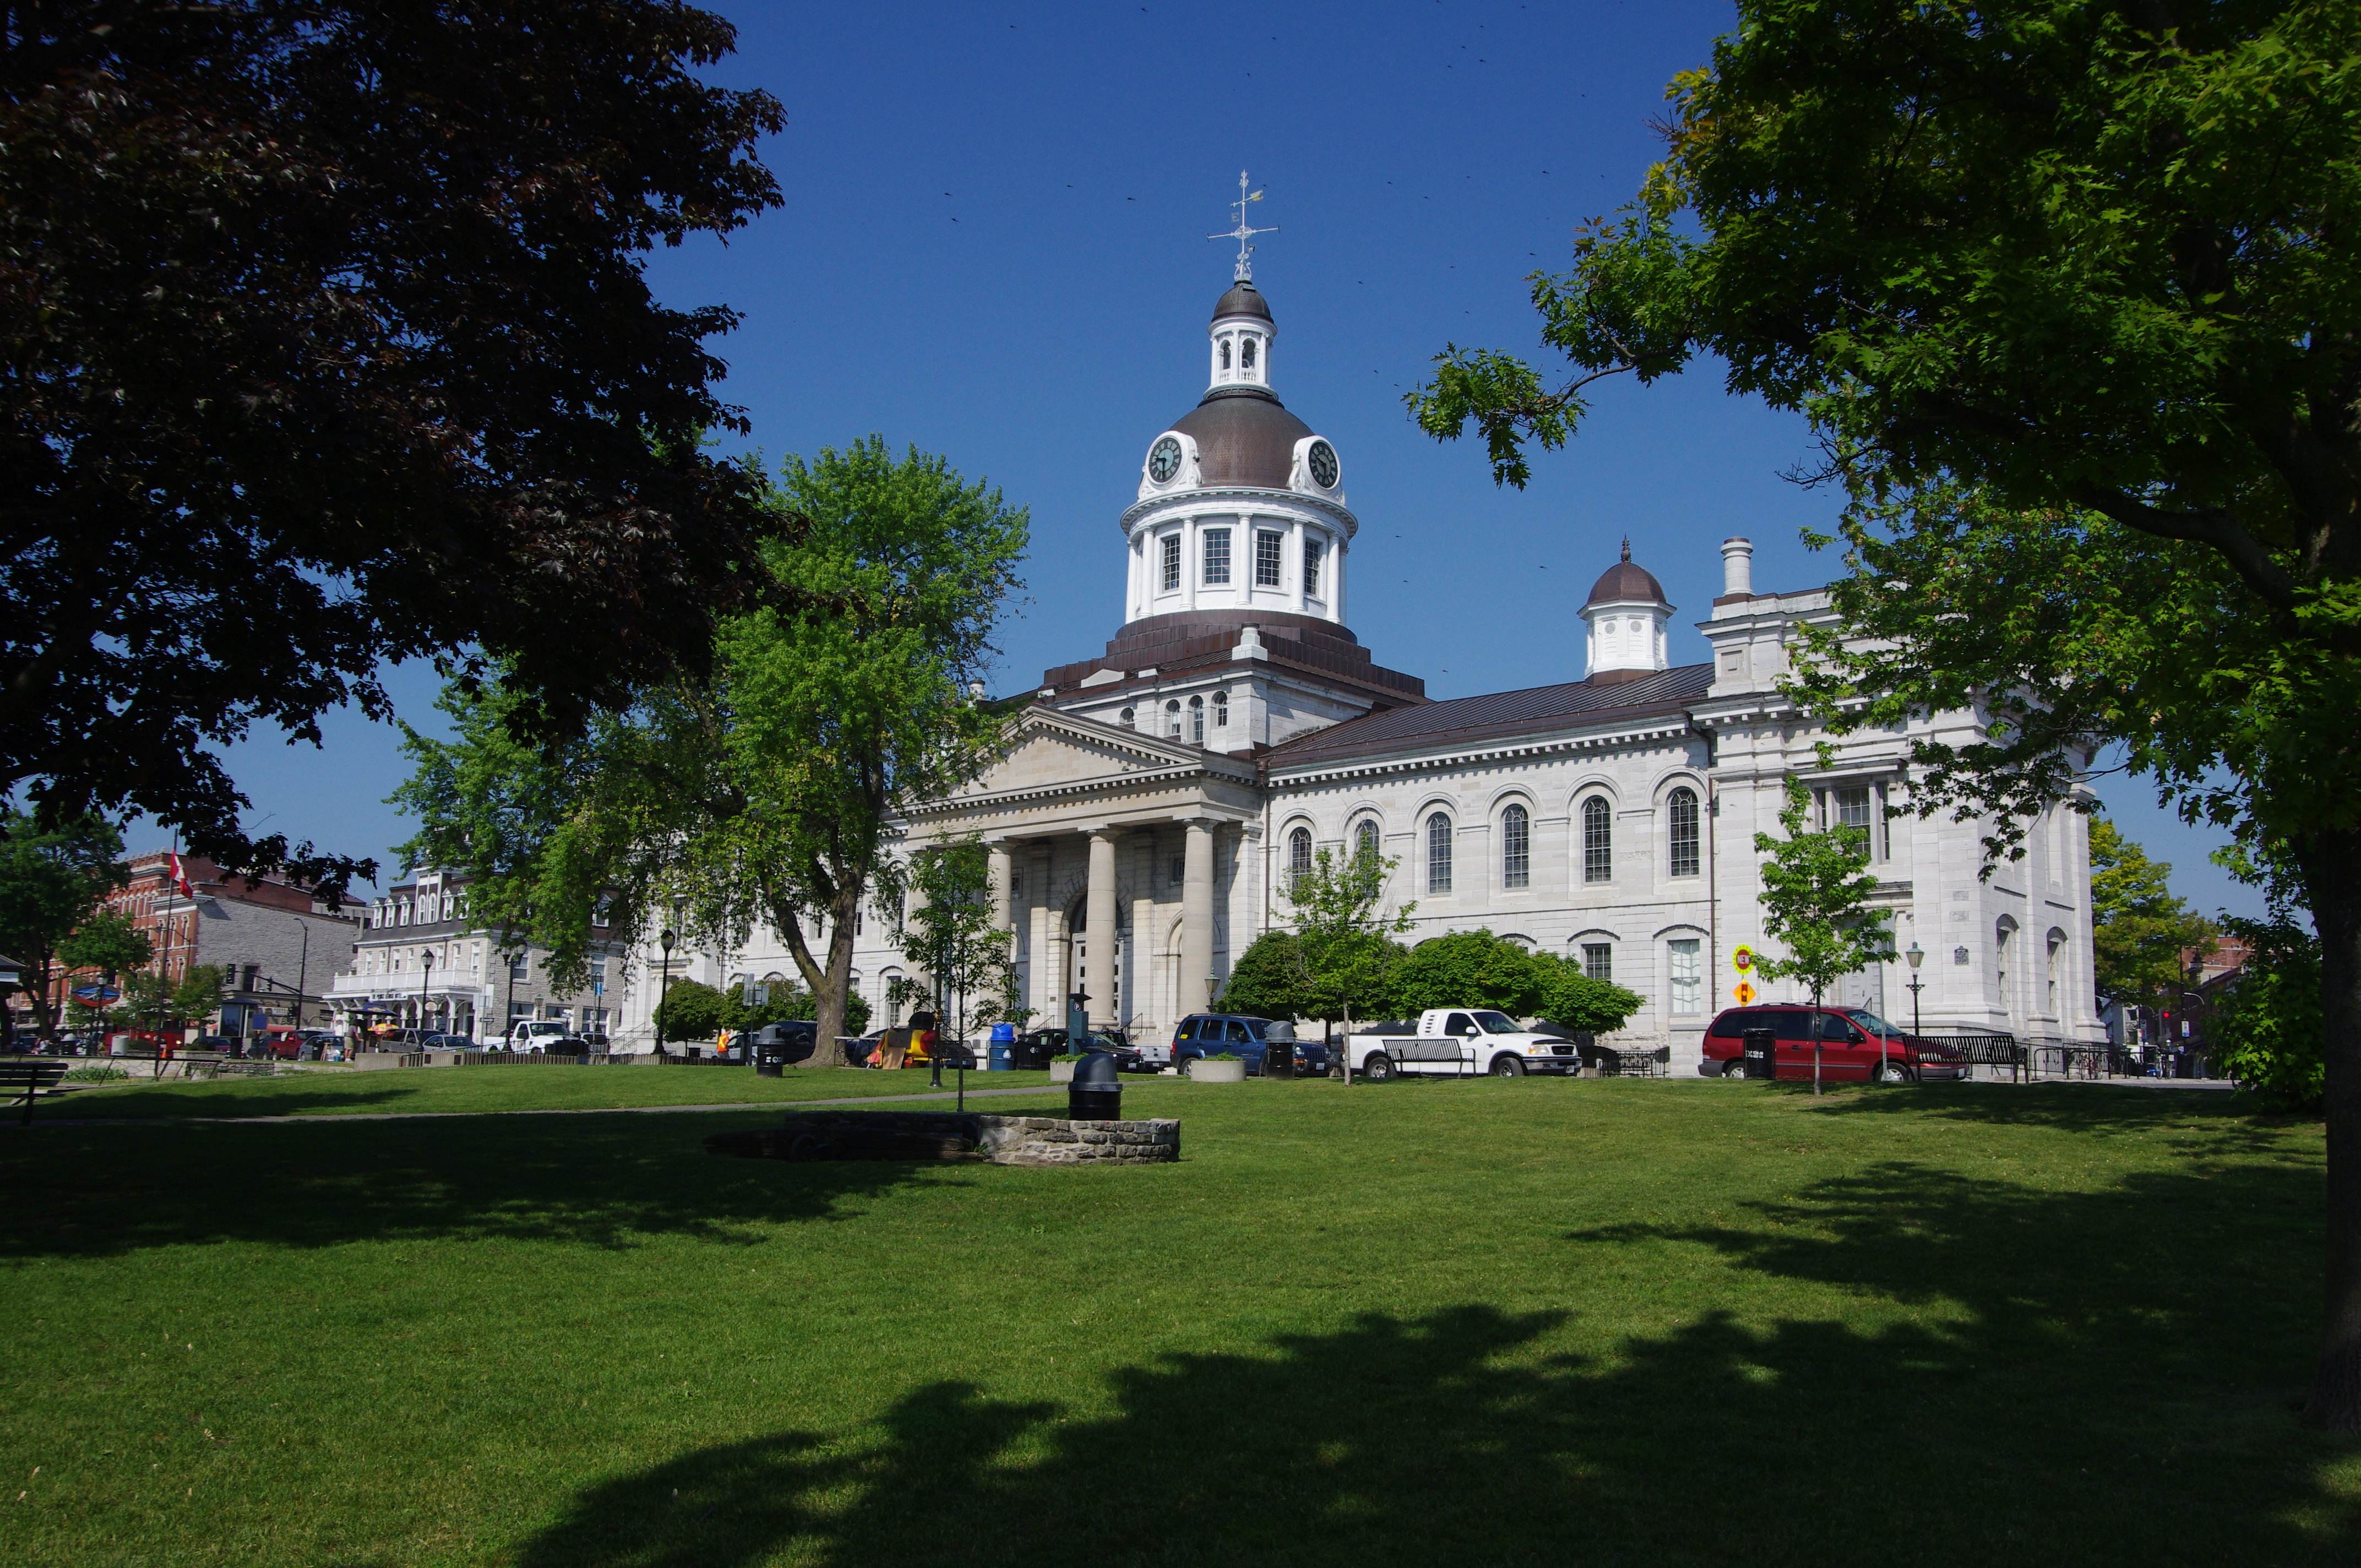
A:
[1119,485,1359,540]
[1265,716,1696,789]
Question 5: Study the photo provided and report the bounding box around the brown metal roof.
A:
[1264,663,1713,769]
[1212,281,1274,322]
[1169,388,1313,489]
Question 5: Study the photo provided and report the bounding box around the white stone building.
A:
[616,270,2106,1071]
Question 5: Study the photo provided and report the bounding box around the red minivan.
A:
[1699,1005,1969,1084]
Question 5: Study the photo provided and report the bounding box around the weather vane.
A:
[1209,171,1277,282]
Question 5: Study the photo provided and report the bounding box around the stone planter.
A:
[1049,1059,1077,1083]
[1187,1058,1247,1084]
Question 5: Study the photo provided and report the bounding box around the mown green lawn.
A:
[47,1062,1055,1119]
[3,1075,2353,1566]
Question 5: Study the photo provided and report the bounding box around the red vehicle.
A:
[1699,1005,1969,1084]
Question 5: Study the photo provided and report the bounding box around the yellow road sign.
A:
[1733,981,1758,1006]
[1732,944,1756,974]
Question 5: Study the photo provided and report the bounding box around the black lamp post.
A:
[1905,940,1926,1037]
[417,946,435,1045]
[656,925,676,1061]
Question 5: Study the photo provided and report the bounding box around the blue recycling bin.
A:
[988,1022,1016,1071]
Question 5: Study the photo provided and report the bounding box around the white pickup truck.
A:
[506,1020,576,1052]
[1347,1009,1582,1080]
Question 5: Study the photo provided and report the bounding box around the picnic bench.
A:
[1,1059,71,1123]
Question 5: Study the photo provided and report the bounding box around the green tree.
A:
[1751,778,1896,1096]
[1530,952,1645,1037]
[1215,931,1314,1023]
[1408,1,2361,1426]
[3,2,792,893]
[2090,818,2217,1017]
[122,964,226,1046]
[395,439,1026,1063]
[0,810,133,1044]
[1389,931,1546,1018]
[890,836,1016,1043]
[1280,844,1416,1081]
[58,910,154,983]
[651,979,732,1043]
[2211,914,2325,1114]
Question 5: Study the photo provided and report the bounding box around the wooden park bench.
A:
[1,1059,72,1124]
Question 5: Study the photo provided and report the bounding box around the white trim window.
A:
[1255,530,1283,588]
[1303,537,1324,597]
[1501,804,1530,890]
[1354,819,1380,864]
[1668,787,1700,879]
[1426,813,1454,895]
[1582,797,1613,885]
[1581,942,1613,982]
[1668,938,1703,1014]
[1160,534,1181,592]
[1203,528,1232,587]
[1288,827,1312,893]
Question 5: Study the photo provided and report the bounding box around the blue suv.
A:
[1169,1014,1329,1076]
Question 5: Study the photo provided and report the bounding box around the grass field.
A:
[41,1062,1058,1119]
[4,1073,2354,1566]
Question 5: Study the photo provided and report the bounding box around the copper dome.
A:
[1170,388,1314,489]
[1211,281,1273,323]
[1583,541,1668,607]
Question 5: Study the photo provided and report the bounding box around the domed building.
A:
[630,262,2104,1071]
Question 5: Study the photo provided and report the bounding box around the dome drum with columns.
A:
[619,249,2105,1076]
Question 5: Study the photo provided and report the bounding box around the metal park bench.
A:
[1906,1031,2023,1082]
[2029,1044,2116,1081]
[1,1059,71,1124]
[1598,1043,1671,1079]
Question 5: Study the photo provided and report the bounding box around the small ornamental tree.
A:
[1751,778,1897,1095]
[2211,913,2325,1115]
[889,836,1015,1044]
[1281,845,1415,1081]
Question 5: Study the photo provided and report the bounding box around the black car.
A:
[1015,1027,1147,1072]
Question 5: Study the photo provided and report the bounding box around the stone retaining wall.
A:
[705,1110,1179,1167]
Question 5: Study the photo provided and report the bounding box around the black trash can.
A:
[1740,1027,1776,1080]
[1264,1023,1297,1079]
[1069,1049,1123,1120]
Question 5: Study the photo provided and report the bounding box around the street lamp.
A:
[417,946,435,1046]
[656,925,676,1061]
[1905,940,1926,1037]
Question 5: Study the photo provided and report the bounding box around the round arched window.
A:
[1501,803,1530,889]
[1288,827,1312,892]
[1426,813,1454,895]
[1354,819,1380,864]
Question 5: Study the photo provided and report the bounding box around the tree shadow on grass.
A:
[1804,1080,2297,1148]
[37,1082,422,1121]
[0,1110,957,1259]
[514,1161,2356,1567]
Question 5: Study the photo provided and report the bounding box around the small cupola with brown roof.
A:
[1580,539,1672,680]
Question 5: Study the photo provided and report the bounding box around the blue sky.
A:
[199,0,2261,918]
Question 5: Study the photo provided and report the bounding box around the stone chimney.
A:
[1720,537,1754,598]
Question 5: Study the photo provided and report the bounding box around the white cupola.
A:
[1209,280,1274,391]
[1579,540,1673,678]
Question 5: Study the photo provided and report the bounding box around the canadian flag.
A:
[167,851,194,898]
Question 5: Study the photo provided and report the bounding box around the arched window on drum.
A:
[1288,826,1313,894]
[1353,819,1380,866]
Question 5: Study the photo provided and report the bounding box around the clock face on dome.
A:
[1307,439,1340,488]
[1148,435,1184,484]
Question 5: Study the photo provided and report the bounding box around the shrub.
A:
[62,1064,129,1083]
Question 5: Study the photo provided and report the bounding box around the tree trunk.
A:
[809,885,864,1069]
[2304,827,2361,1431]
[25,950,60,1044]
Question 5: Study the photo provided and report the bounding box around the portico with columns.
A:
[902,708,1263,1033]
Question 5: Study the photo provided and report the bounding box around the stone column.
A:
[1084,830,1119,1030]
[1179,819,1216,1017]
[987,840,1014,989]
[1290,518,1307,613]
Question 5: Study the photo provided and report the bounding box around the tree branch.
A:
[2066,484,2300,608]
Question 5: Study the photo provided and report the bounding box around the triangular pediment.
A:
[950,707,1201,798]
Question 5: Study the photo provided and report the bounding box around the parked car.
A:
[418,1033,476,1051]
[1697,1005,1967,1084]
[507,1020,575,1053]
[1171,1014,1327,1077]
[1014,1027,1145,1072]
[1344,1010,1577,1080]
